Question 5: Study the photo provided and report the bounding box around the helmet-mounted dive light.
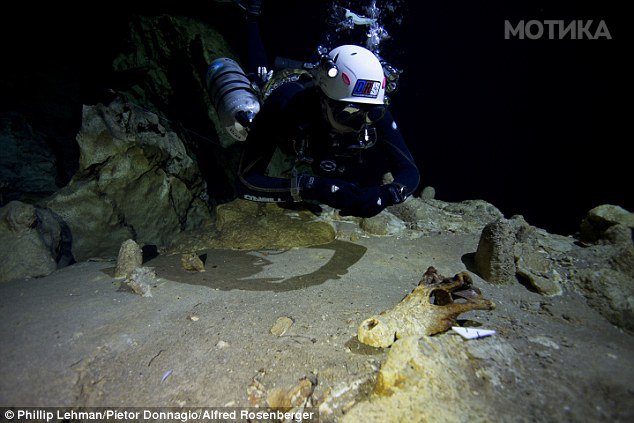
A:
[320,55,338,78]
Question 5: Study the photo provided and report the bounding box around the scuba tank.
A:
[205,58,261,141]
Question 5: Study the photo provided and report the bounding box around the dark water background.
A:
[253,0,630,235]
[2,0,629,235]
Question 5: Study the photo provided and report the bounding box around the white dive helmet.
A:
[318,45,386,105]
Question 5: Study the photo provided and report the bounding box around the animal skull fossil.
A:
[358,267,495,348]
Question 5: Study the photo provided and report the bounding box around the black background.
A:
[1,0,630,235]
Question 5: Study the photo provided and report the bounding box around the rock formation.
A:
[343,336,495,422]
[111,15,236,146]
[473,215,570,296]
[180,253,206,272]
[47,99,213,261]
[390,196,503,234]
[580,204,634,242]
[470,207,633,331]
[125,266,155,297]
[114,239,143,278]
[474,218,517,284]
[571,206,634,332]
[0,201,72,283]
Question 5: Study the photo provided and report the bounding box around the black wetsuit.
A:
[237,75,420,206]
[236,13,419,214]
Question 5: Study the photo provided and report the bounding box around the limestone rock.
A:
[115,239,143,278]
[420,186,436,200]
[360,211,406,236]
[108,14,242,224]
[515,244,563,296]
[474,219,517,284]
[516,265,563,297]
[47,100,212,261]
[508,214,536,243]
[390,197,503,234]
[181,253,205,272]
[125,267,155,297]
[608,240,634,278]
[474,215,570,294]
[575,268,634,332]
[566,218,634,331]
[360,214,391,236]
[47,181,135,260]
[209,199,335,250]
[580,204,634,242]
[35,207,73,268]
[603,224,634,247]
[343,336,493,422]
[2,200,36,232]
[270,317,294,337]
[112,15,236,148]
[0,201,59,283]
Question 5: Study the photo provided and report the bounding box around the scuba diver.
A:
[213,0,420,218]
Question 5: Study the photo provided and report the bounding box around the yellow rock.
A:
[180,253,205,272]
[270,316,294,336]
[211,199,335,250]
[343,336,492,422]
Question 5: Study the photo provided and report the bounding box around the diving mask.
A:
[325,98,386,132]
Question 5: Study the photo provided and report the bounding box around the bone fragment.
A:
[358,267,495,348]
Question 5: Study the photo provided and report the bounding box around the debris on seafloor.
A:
[451,326,496,340]
[247,370,316,411]
[247,371,267,407]
[180,253,206,272]
[270,316,294,337]
[357,267,495,348]
[161,369,173,383]
[267,376,315,410]
[125,266,155,297]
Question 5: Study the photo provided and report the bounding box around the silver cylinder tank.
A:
[206,58,261,141]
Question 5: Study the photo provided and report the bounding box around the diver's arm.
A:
[377,110,420,198]
[337,111,420,217]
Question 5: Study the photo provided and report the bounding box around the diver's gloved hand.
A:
[339,183,408,218]
[339,186,386,218]
[299,174,363,210]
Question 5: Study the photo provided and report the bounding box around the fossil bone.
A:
[358,267,495,348]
